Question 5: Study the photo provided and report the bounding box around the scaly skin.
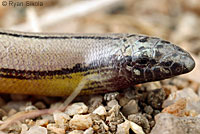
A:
[0,30,195,96]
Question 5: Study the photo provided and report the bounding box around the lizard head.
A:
[122,35,195,83]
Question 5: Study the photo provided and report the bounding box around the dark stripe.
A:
[0,59,116,80]
[0,68,72,80]
[0,64,96,80]
[0,32,121,40]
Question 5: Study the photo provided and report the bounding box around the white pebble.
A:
[130,121,145,134]
[93,105,107,116]
[69,114,93,130]
[65,102,88,116]
[25,126,47,134]
[53,111,70,126]
[47,124,65,134]
[84,127,94,134]
[116,120,130,134]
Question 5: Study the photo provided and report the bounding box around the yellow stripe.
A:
[0,70,104,96]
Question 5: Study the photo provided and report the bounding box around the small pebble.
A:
[25,105,38,112]
[147,88,166,109]
[107,99,119,109]
[116,120,130,134]
[128,114,150,133]
[122,99,139,116]
[25,126,47,134]
[104,92,119,101]
[34,101,46,109]
[130,121,145,134]
[84,127,94,134]
[24,119,34,126]
[93,105,107,116]
[69,114,93,130]
[53,111,70,127]
[65,102,88,116]
[47,124,66,134]
[36,119,49,127]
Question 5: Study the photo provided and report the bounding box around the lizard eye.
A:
[171,63,182,74]
[137,58,148,65]
[175,66,182,73]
